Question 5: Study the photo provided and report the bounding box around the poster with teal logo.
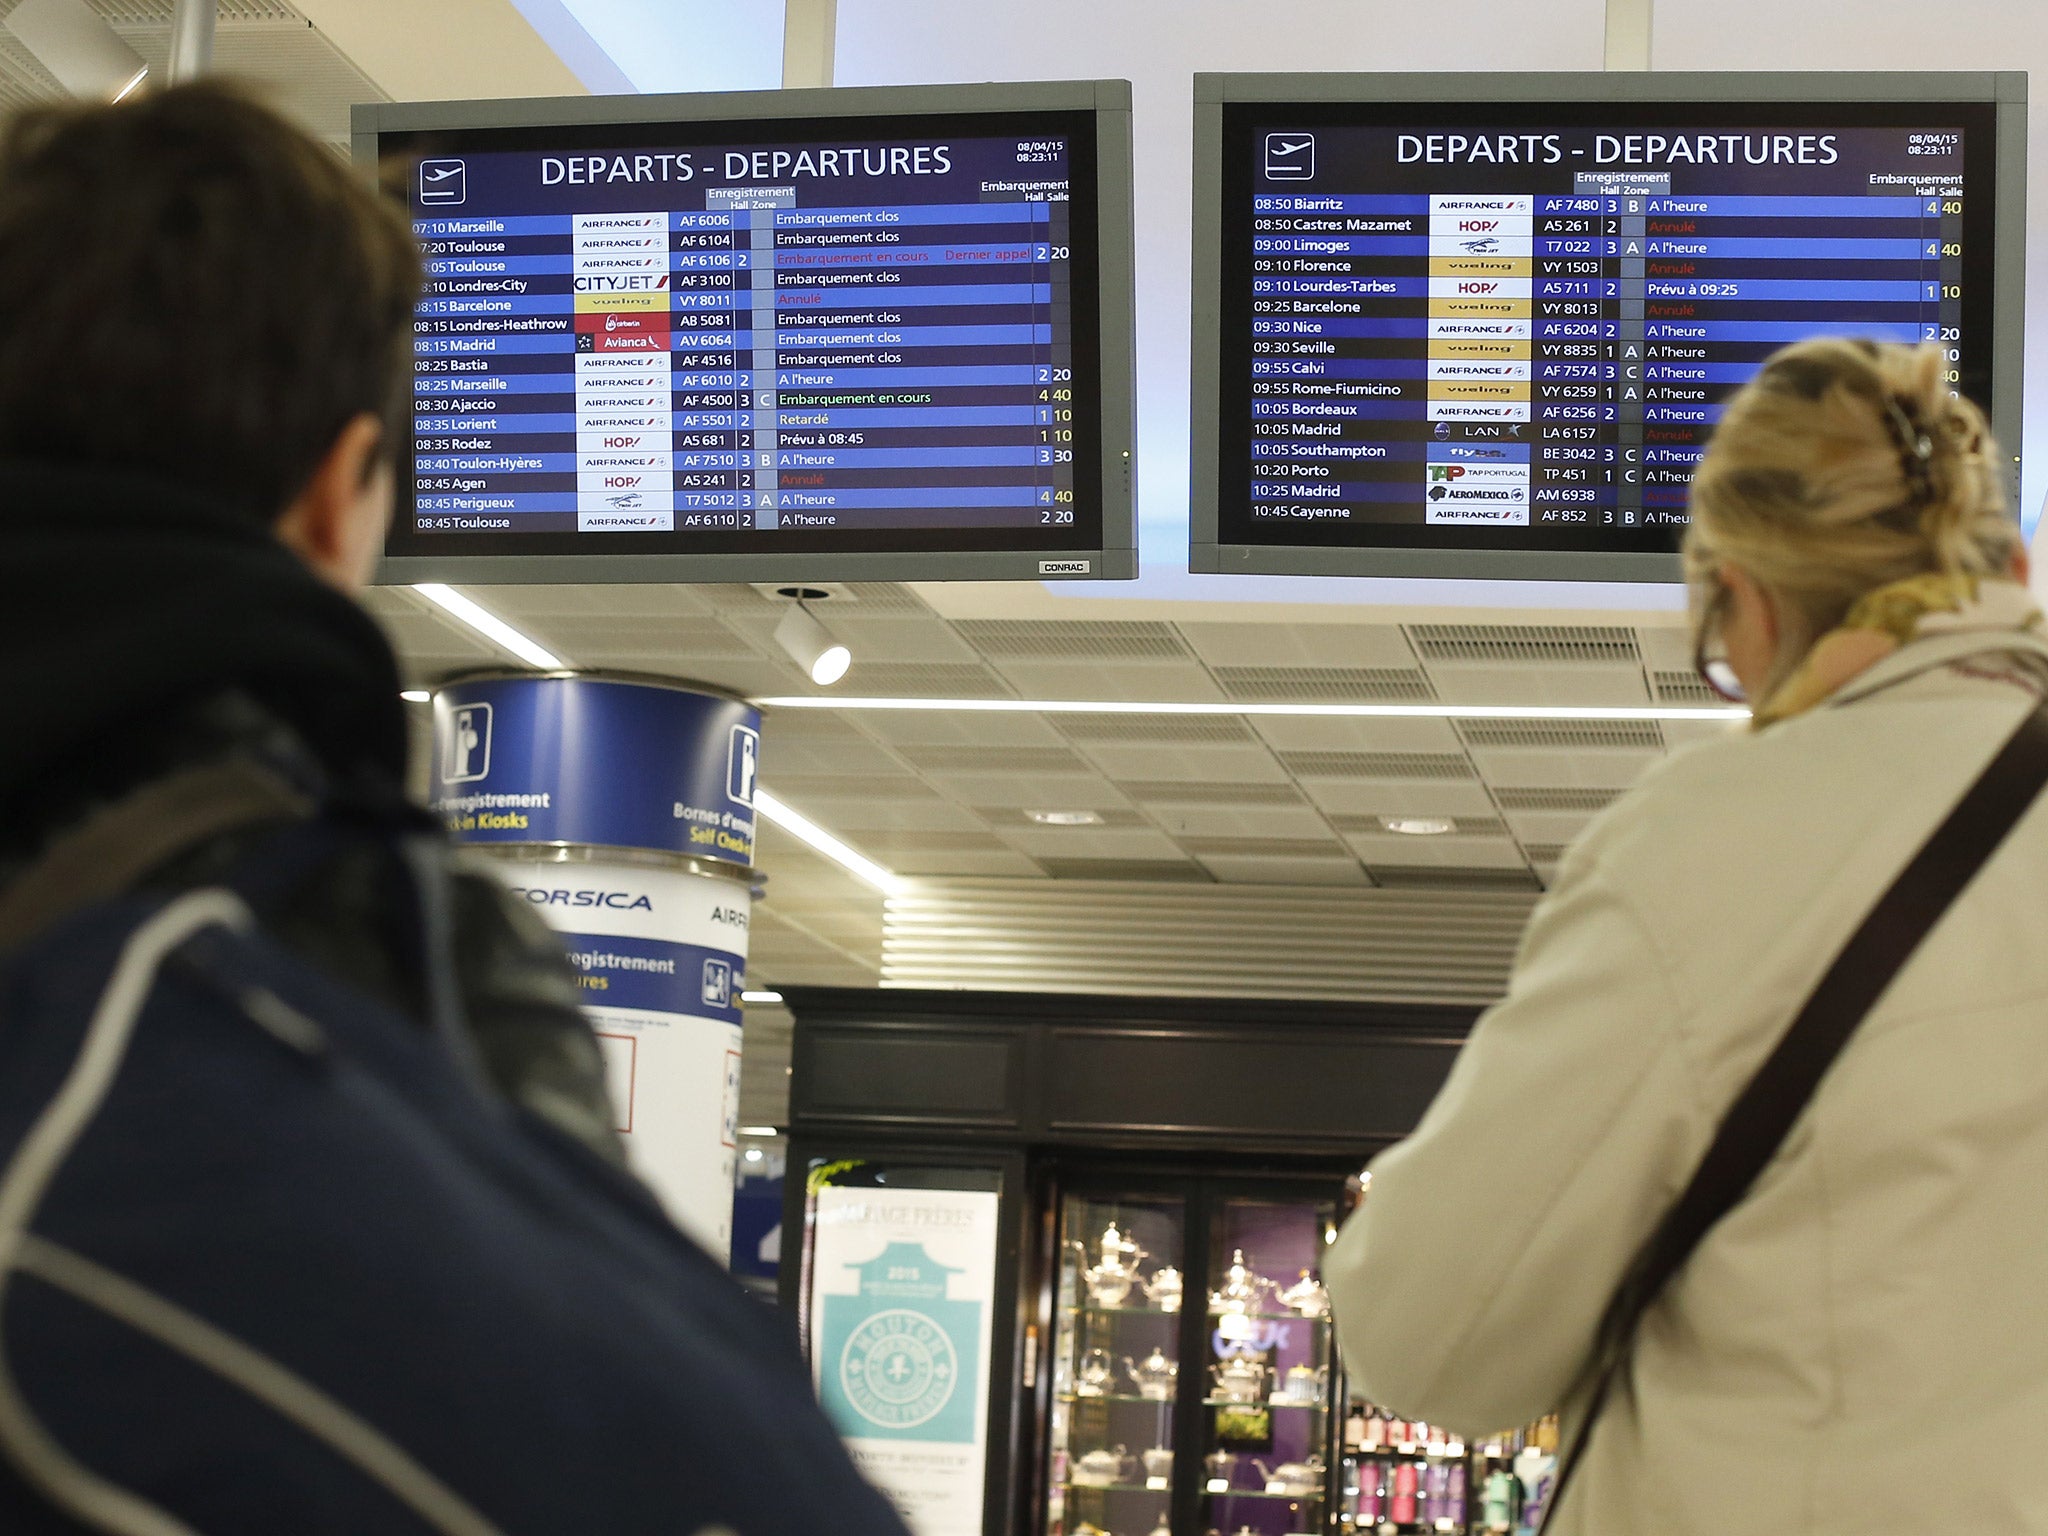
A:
[811,1187,1000,1536]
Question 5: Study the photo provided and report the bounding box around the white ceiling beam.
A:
[781,0,836,89]
[1605,0,1653,70]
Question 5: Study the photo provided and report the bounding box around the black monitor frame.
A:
[1190,71,2028,582]
[355,80,1136,584]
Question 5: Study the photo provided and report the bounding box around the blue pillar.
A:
[430,674,759,1258]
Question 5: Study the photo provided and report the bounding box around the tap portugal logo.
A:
[838,1309,959,1430]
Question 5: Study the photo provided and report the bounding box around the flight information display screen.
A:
[374,106,1114,571]
[1208,99,2002,568]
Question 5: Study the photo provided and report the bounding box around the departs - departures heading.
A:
[395,119,1095,554]
[1216,106,1996,558]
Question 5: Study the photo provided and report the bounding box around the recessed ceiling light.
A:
[1026,810,1104,826]
[1379,815,1457,836]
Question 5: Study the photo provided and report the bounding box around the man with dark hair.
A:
[0,84,908,1536]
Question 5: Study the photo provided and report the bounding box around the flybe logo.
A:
[510,888,654,911]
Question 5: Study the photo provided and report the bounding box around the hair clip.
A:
[1882,394,1936,504]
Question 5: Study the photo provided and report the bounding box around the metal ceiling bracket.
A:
[167,0,215,82]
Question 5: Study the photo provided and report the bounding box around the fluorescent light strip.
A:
[739,990,784,1005]
[756,788,905,896]
[399,690,432,704]
[413,583,565,671]
[757,695,1748,723]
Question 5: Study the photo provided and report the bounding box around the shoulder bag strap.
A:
[1537,699,2048,1531]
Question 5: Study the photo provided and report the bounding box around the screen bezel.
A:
[1189,70,2028,583]
[355,79,1136,585]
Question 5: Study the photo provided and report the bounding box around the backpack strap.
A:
[0,760,311,954]
[1537,699,2048,1531]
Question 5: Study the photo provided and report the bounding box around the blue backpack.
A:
[0,814,908,1536]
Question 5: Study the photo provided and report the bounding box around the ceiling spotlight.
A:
[1027,809,1104,826]
[399,689,432,704]
[773,595,852,687]
[3,0,149,99]
[1378,816,1456,836]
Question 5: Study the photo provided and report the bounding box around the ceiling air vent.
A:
[1367,866,1543,891]
[1279,751,1477,780]
[1457,720,1664,751]
[1652,669,1722,705]
[900,745,1090,774]
[1122,781,1306,806]
[1522,843,1571,864]
[1330,814,1507,838]
[1057,714,1254,744]
[1492,786,1623,813]
[1213,667,1437,702]
[1409,624,1642,665]
[1036,858,1214,883]
[956,619,1191,660]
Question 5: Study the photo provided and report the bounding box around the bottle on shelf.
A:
[1390,1460,1419,1527]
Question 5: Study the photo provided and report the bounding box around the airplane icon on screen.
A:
[419,159,466,206]
[1265,133,1315,181]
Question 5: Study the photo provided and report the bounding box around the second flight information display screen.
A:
[1215,101,1999,556]
[380,110,1102,560]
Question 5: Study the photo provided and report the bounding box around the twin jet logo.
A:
[727,723,759,808]
[441,703,491,783]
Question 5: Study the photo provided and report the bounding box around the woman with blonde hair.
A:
[1327,337,2048,1534]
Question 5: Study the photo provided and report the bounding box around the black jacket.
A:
[0,459,621,1163]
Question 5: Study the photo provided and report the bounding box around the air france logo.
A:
[442,703,492,783]
[727,723,759,808]
[419,158,466,206]
[702,958,733,1009]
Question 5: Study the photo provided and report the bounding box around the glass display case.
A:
[1199,1197,1340,1536]
[1045,1194,1186,1536]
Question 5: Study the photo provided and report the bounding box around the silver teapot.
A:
[1141,1264,1183,1313]
[1209,1248,1274,1315]
[1253,1454,1326,1496]
[1072,1220,1149,1308]
[1141,1445,1174,1481]
[1071,1444,1134,1488]
[1074,1346,1117,1396]
[1272,1362,1328,1404]
[1275,1268,1330,1318]
[1125,1346,1178,1401]
[1210,1354,1269,1404]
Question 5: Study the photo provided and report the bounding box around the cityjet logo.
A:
[510,888,655,911]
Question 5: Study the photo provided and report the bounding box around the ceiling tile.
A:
[1424,662,1651,706]
[985,659,1226,702]
[1463,748,1662,791]
[1342,834,1528,869]
[931,774,1135,811]
[1297,780,1499,818]
[1501,810,1597,846]
[1147,803,1334,840]
[997,826,1189,861]
[1198,855,1371,887]
[849,711,1070,748]
[1249,716,1463,753]
[1175,622,1417,669]
[1080,743,1291,784]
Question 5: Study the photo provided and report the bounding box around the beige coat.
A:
[1327,627,2048,1535]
